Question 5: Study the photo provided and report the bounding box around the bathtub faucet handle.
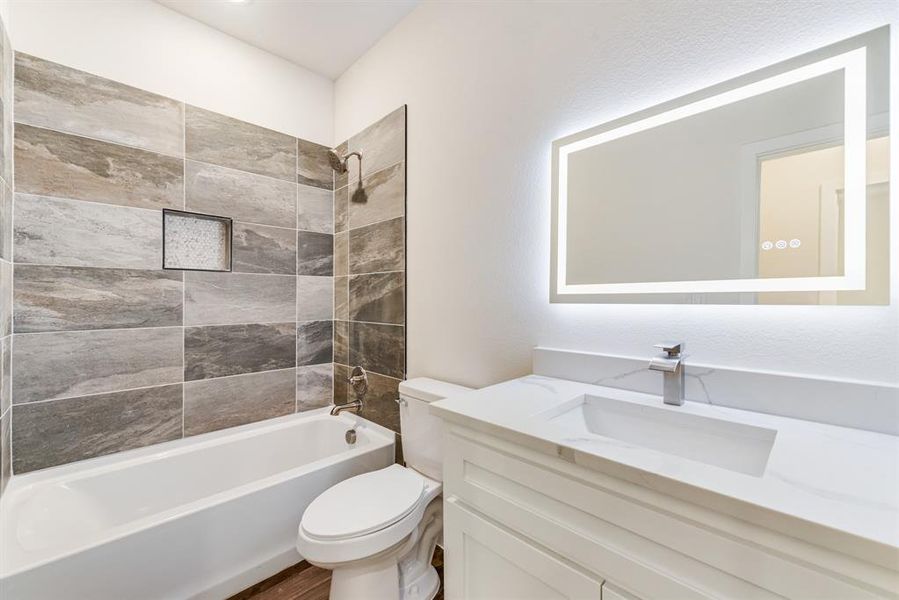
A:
[347,366,368,400]
[331,366,367,416]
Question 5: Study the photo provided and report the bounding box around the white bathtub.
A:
[0,410,395,599]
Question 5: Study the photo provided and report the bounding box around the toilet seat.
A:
[301,465,425,541]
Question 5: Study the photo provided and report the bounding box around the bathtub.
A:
[0,410,395,599]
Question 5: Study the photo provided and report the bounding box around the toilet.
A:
[297,378,473,600]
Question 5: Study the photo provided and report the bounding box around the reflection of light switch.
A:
[761,241,774,251]
[789,238,801,248]
[775,240,787,249]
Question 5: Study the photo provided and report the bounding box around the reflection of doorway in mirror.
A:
[756,136,889,304]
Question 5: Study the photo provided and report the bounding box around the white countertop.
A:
[431,375,899,566]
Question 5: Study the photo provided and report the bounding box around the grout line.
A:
[185,365,297,385]
[14,120,186,161]
[13,324,184,337]
[182,108,187,438]
[340,212,405,236]
[16,364,303,410]
[345,269,406,277]
[7,54,15,474]
[333,319,404,328]
[15,121,302,189]
[295,137,300,415]
[333,361,402,382]
[13,190,173,215]
[336,159,404,193]
[15,320,312,337]
[14,380,184,408]
[184,156,297,187]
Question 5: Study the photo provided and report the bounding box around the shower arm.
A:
[345,151,363,183]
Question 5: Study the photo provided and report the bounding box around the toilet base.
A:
[401,564,440,600]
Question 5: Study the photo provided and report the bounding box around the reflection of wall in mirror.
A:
[757,136,889,304]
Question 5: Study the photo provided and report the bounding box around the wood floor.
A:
[229,547,445,600]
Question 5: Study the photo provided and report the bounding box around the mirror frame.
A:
[550,27,889,304]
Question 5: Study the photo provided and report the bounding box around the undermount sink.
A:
[537,394,777,477]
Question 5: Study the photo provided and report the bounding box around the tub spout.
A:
[330,399,363,416]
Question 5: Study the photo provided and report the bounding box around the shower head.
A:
[327,149,347,173]
[327,149,364,188]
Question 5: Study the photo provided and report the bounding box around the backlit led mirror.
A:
[550,27,890,304]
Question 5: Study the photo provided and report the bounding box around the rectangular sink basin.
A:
[538,394,777,476]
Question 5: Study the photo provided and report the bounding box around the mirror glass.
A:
[552,27,890,304]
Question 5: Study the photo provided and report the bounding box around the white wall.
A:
[335,1,899,387]
[10,0,333,144]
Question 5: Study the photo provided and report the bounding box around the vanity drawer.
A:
[444,497,604,599]
[443,425,896,600]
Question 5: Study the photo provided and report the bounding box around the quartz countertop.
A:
[431,375,899,568]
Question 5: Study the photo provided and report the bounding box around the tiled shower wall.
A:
[0,16,13,494]
[333,106,407,454]
[7,54,341,474]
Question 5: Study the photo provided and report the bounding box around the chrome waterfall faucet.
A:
[330,366,368,416]
[648,342,686,406]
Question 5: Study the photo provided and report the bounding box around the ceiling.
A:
[156,0,419,79]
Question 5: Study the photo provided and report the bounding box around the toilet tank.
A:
[397,378,473,482]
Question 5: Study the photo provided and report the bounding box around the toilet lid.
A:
[301,465,425,541]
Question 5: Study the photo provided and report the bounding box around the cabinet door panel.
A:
[444,498,603,600]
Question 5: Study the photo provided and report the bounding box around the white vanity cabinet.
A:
[440,424,899,600]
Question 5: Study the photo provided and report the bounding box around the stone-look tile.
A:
[14,53,184,156]
[14,194,162,269]
[297,275,333,321]
[297,231,333,276]
[358,371,402,432]
[334,186,348,233]
[0,259,9,338]
[185,105,296,182]
[348,106,405,184]
[184,272,296,326]
[14,265,182,333]
[296,364,333,412]
[184,322,295,381]
[334,231,348,277]
[349,272,404,325]
[184,368,295,436]
[1,412,9,493]
[297,184,333,233]
[333,141,349,191]
[1,336,9,416]
[0,24,11,188]
[11,384,182,472]
[347,162,405,230]
[349,322,404,379]
[232,222,296,275]
[349,217,404,274]
[334,276,348,321]
[297,138,333,190]
[12,327,183,403]
[297,320,333,366]
[0,182,11,261]
[185,160,296,228]
[334,363,349,404]
[15,124,183,210]
[334,320,349,365]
